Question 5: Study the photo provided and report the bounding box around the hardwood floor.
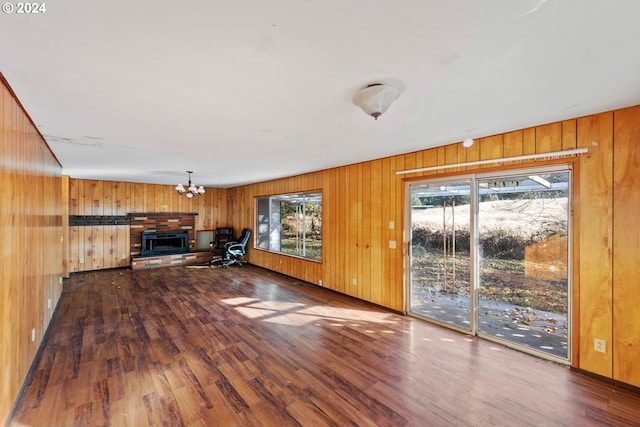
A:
[9,265,640,426]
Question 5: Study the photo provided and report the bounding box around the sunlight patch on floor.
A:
[222,297,399,327]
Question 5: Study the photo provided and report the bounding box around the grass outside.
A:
[281,235,322,260]
[411,246,567,314]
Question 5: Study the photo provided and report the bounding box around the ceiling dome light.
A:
[352,83,400,120]
[463,138,474,148]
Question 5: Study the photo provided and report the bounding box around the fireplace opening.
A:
[141,231,189,256]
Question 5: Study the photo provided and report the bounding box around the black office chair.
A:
[217,228,251,267]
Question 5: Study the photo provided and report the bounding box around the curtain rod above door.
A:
[396,148,589,175]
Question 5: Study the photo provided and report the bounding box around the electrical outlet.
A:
[31,328,36,342]
[389,240,396,249]
[352,278,357,286]
[80,258,84,264]
[319,279,323,286]
[594,338,606,353]
[389,221,395,229]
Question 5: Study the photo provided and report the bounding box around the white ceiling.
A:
[2,1,639,188]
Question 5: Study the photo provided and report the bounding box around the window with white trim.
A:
[256,192,322,261]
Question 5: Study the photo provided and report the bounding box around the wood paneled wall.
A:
[576,113,613,377]
[612,107,640,387]
[1,75,63,425]
[66,179,229,273]
[227,106,640,388]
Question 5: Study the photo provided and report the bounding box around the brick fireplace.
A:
[129,213,212,269]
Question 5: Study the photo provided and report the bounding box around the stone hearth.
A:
[131,252,213,270]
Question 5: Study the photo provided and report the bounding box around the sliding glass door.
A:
[408,166,571,361]
[408,179,473,333]
[476,171,570,358]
